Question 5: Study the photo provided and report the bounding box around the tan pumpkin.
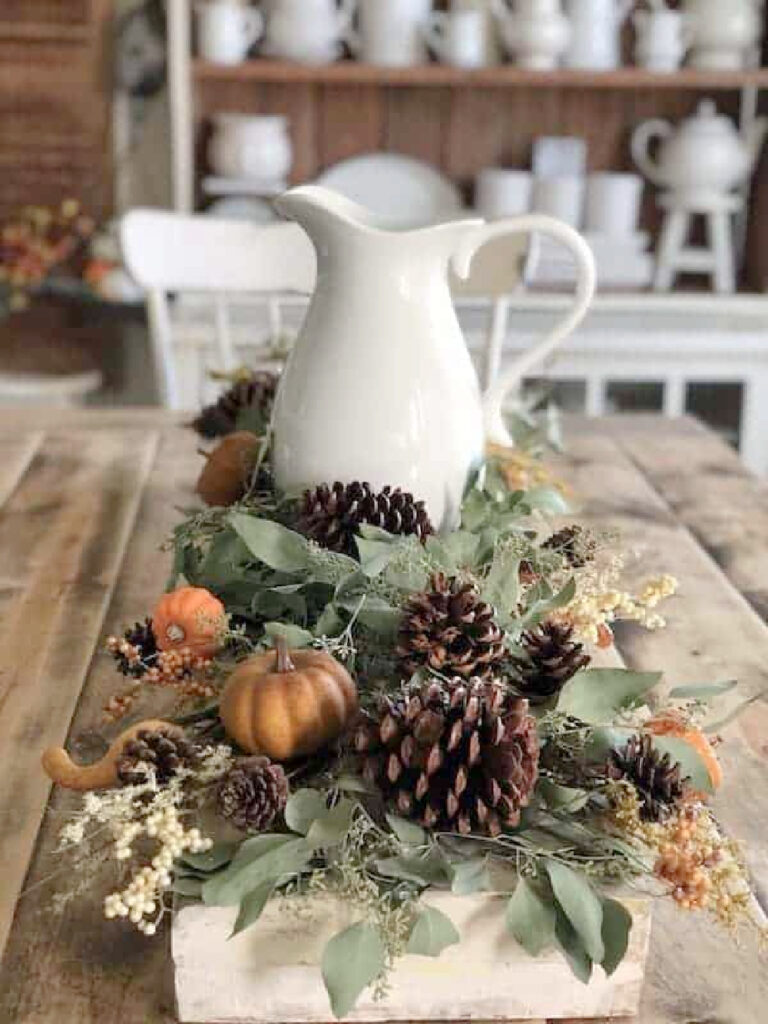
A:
[42,719,183,791]
[196,431,261,507]
[152,586,226,658]
[219,638,358,760]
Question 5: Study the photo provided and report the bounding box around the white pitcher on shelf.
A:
[349,0,432,67]
[492,0,571,70]
[195,0,264,65]
[683,0,763,70]
[563,0,633,70]
[263,0,355,64]
[633,2,693,73]
[272,186,596,530]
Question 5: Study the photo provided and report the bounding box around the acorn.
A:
[196,431,262,507]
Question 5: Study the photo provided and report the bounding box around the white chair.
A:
[120,209,316,408]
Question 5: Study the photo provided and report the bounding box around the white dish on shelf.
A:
[202,176,287,197]
[316,152,465,227]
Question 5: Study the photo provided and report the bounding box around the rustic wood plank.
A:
[0,431,43,509]
[606,416,768,624]
[0,426,200,1024]
[0,428,159,961]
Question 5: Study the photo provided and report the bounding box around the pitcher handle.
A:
[423,12,448,59]
[452,215,596,447]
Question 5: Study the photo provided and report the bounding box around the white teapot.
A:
[492,0,570,70]
[631,99,768,203]
[683,0,762,70]
[263,0,355,63]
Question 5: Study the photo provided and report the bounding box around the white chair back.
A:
[120,210,316,408]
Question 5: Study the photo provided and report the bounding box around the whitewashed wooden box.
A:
[173,893,651,1023]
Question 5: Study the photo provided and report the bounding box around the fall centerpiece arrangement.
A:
[43,373,762,1019]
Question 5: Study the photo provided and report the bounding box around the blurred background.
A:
[1,0,767,470]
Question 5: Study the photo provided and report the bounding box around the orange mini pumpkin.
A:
[646,712,723,791]
[152,586,226,658]
[196,431,261,507]
[219,637,358,761]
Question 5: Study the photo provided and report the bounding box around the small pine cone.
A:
[216,756,289,833]
[297,481,434,558]
[510,621,590,703]
[116,728,198,787]
[354,678,539,836]
[109,619,158,678]
[191,372,279,440]
[606,734,689,822]
[397,572,505,680]
[542,525,596,568]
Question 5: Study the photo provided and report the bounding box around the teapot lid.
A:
[683,99,738,138]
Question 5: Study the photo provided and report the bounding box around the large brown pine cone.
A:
[510,621,590,703]
[397,573,505,680]
[354,678,539,836]
[297,481,433,557]
[216,756,289,833]
[116,728,198,787]
[191,372,279,440]
[606,734,689,822]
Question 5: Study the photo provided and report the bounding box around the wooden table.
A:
[0,410,766,1024]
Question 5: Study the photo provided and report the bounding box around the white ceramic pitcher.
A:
[564,0,633,69]
[272,186,595,530]
[264,0,355,63]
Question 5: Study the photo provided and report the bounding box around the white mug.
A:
[351,0,432,66]
[634,9,692,72]
[475,169,533,219]
[564,0,633,70]
[424,9,487,68]
[584,172,644,236]
[532,176,586,229]
[196,1,263,65]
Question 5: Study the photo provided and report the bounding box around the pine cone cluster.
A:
[297,481,433,558]
[116,728,198,787]
[355,678,539,836]
[510,621,590,703]
[606,734,689,822]
[216,756,289,833]
[542,525,596,568]
[397,573,505,680]
[192,372,279,440]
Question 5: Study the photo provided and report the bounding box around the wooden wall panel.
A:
[317,86,383,170]
[383,87,449,171]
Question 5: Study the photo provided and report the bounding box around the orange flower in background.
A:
[646,711,723,791]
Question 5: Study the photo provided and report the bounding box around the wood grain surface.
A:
[0,411,765,1024]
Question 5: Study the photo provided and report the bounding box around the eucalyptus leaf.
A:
[285,789,327,836]
[649,735,714,795]
[356,597,402,637]
[450,858,489,896]
[385,815,427,848]
[180,841,240,873]
[523,486,570,516]
[314,603,345,637]
[480,547,520,623]
[407,906,460,957]
[505,877,556,957]
[600,898,632,977]
[538,779,589,813]
[202,836,311,907]
[230,513,309,573]
[546,861,604,963]
[229,880,276,939]
[356,536,398,577]
[321,922,386,1019]
[669,680,738,701]
[337,774,373,794]
[306,798,356,848]
[376,848,450,887]
[557,669,662,724]
[264,622,314,648]
[584,725,634,762]
[554,905,593,984]
[171,876,204,898]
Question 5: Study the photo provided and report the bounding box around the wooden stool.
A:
[653,192,742,294]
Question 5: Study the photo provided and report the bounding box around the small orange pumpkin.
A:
[219,637,358,761]
[196,431,261,507]
[646,712,723,791]
[152,586,226,658]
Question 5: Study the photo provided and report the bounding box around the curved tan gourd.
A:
[196,431,261,507]
[219,638,358,761]
[42,719,183,791]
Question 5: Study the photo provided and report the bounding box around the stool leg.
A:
[708,210,736,293]
[654,210,688,292]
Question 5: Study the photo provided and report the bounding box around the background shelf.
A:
[194,59,768,90]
